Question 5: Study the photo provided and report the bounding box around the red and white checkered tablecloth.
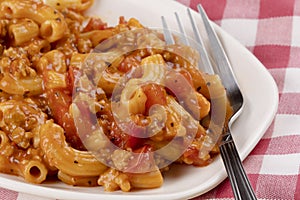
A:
[1,0,299,199]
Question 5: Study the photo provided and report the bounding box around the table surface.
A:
[1,0,300,199]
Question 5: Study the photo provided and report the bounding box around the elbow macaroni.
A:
[8,19,39,46]
[43,0,94,12]
[0,0,231,192]
[39,120,107,177]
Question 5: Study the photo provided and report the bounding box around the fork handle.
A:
[220,133,257,200]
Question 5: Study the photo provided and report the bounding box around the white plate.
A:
[0,0,278,199]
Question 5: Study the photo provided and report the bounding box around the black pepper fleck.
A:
[105,61,112,67]
[75,87,81,92]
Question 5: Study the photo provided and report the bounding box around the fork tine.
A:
[187,8,214,74]
[187,8,203,50]
[161,16,175,44]
[174,12,190,45]
[162,11,214,74]
[197,5,241,102]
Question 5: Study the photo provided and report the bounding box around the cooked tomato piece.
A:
[46,88,85,150]
[119,16,127,24]
[183,146,212,166]
[42,66,86,150]
[142,84,167,114]
[83,17,107,32]
[118,54,141,73]
[67,65,81,92]
[110,120,146,150]
[126,145,155,173]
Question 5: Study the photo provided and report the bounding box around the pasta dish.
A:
[0,0,231,192]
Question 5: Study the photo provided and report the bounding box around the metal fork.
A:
[161,5,257,200]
